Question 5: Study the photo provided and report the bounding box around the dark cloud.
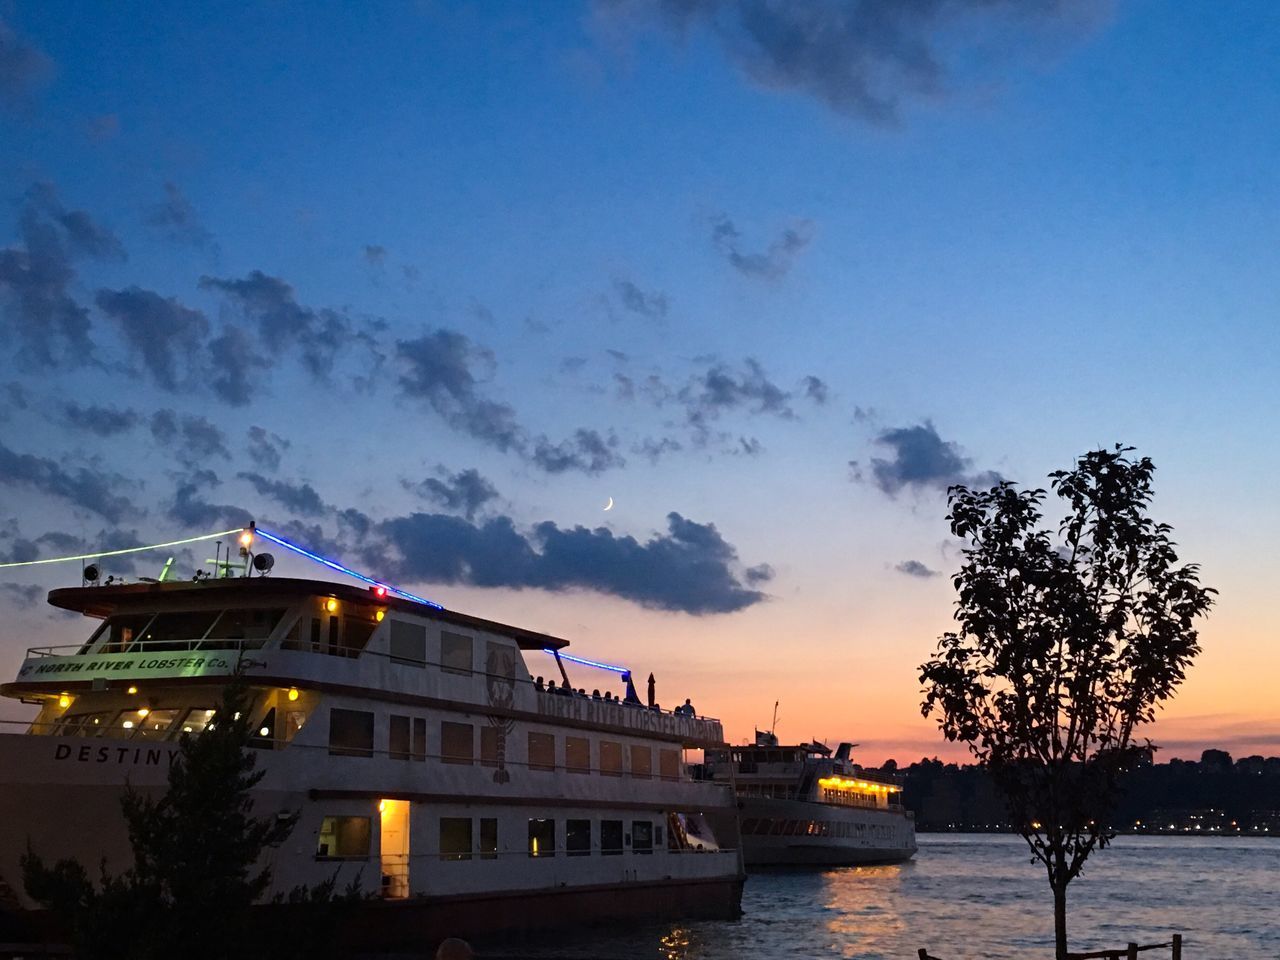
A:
[560,356,588,375]
[245,426,290,473]
[895,559,941,578]
[207,324,266,406]
[802,375,829,405]
[679,357,794,439]
[612,278,669,319]
[237,472,327,517]
[95,286,209,391]
[62,402,140,436]
[169,479,253,530]
[379,510,767,614]
[363,244,387,266]
[0,442,137,522]
[735,436,763,456]
[0,16,53,110]
[863,421,1001,496]
[0,184,122,367]
[604,0,1101,126]
[633,436,682,463]
[0,582,41,607]
[0,538,38,564]
[531,429,625,475]
[711,214,812,279]
[150,410,231,464]
[403,467,499,521]
[144,182,217,251]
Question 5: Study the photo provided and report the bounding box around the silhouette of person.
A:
[647,672,656,709]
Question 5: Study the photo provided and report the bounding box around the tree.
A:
[919,446,1214,959]
[23,678,295,960]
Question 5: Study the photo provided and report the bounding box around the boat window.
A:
[389,621,426,665]
[103,708,147,737]
[566,819,591,857]
[659,749,680,780]
[632,821,653,854]
[527,819,555,858]
[178,707,218,736]
[283,710,306,742]
[328,708,374,757]
[341,616,377,655]
[250,708,276,749]
[528,732,555,771]
[630,745,652,779]
[61,712,109,736]
[439,818,473,861]
[600,820,624,855]
[412,718,427,761]
[205,608,286,645]
[133,708,180,740]
[441,632,473,674]
[479,818,498,860]
[390,715,411,760]
[565,736,590,774]
[441,722,474,764]
[94,613,156,653]
[479,726,499,767]
[131,611,221,650]
[599,741,623,776]
[317,816,370,859]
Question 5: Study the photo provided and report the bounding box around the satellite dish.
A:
[253,552,275,574]
[83,563,100,583]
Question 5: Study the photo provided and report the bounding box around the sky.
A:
[1,0,1277,764]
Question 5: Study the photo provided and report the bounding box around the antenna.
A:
[771,700,780,736]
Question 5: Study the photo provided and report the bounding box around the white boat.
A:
[0,535,744,945]
[704,732,916,866]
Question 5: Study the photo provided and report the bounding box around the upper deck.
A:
[4,576,725,749]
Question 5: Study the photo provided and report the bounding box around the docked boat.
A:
[705,731,916,866]
[0,527,744,945]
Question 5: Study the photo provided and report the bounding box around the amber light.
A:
[127,685,138,695]
[375,610,385,622]
[57,693,71,709]
[239,530,254,548]
[325,598,338,613]
[287,687,300,702]
[137,708,150,718]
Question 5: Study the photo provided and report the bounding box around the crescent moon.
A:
[603,497,614,511]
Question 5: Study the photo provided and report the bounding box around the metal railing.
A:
[920,935,1183,960]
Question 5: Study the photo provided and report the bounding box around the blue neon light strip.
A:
[545,648,629,675]
[255,527,443,610]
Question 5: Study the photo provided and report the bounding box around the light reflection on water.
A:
[481,835,1280,959]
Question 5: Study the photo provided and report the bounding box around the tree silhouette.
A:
[920,446,1215,959]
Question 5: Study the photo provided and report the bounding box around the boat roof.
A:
[46,576,570,651]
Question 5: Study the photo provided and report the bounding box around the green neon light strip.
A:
[0,528,247,569]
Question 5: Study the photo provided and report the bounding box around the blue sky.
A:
[1,1,1277,759]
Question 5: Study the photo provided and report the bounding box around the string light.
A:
[254,527,442,609]
[546,649,629,674]
[0,528,247,570]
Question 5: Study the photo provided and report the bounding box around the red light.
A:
[371,585,388,599]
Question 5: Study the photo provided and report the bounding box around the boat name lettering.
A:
[536,693,708,738]
[53,743,178,766]
[22,656,233,677]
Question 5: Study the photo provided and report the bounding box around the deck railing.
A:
[919,934,1183,960]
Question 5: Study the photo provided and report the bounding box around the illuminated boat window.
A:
[178,706,218,736]
[132,708,180,740]
[317,816,371,859]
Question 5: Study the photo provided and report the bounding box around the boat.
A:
[704,730,916,866]
[0,526,744,946]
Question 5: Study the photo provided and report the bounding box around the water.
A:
[482,835,1280,958]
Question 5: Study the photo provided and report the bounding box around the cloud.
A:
[150,410,231,464]
[237,472,327,517]
[0,442,138,522]
[169,477,253,530]
[363,244,387,266]
[245,426,290,473]
[895,559,941,578]
[711,214,812,279]
[379,510,768,614]
[207,324,267,406]
[802,375,829,405]
[95,286,209,391]
[144,182,217,251]
[62,402,141,436]
[602,0,1104,126]
[612,278,669,319]
[530,429,625,475]
[633,435,682,463]
[862,421,1001,496]
[0,17,53,110]
[0,582,41,607]
[679,357,794,439]
[403,467,499,521]
[0,183,122,367]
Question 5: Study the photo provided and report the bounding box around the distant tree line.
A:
[878,750,1280,833]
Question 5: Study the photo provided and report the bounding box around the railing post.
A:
[1171,934,1181,960]
[917,950,929,960]
[1127,944,1138,960]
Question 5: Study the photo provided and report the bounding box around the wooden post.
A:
[1127,943,1138,960]
[1172,934,1182,960]
[917,950,929,960]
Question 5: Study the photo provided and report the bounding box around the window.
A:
[480,726,499,767]
[413,718,427,761]
[659,749,680,780]
[389,620,426,664]
[317,816,370,858]
[130,610,220,650]
[441,721,474,764]
[132,708,180,740]
[250,708,276,749]
[565,736,590,774]
[480,818,498,860]
[328,709,374,757]
[528,818,555,858]
[632,821,653,854]
[206,608,286,644]
[390,715,411,760]
[528,731,555,771]
[600,820,624,856]
[441,632,473,674]
[341,617,377,655]
[599,741,623,776]
[284,710,306,742]
[566,819,591,857]
[630,745,652,779]
[439,818,473,861]
[178,707,217,736]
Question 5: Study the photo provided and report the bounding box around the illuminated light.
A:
[325,598,338,613]
[127,686,138,695]
[371,585,388,599]
[545,648,629,674]
[137,708,150,718]
[287,687,300,702]
[1031,821,1042,830]
[254,527,443,609]
[259,727,270,737]
[91,717,100,725]
[239,530,254,548]
[379,800,387,813]
[0,526,247,570]
[205,709,216,716]
[122,720,135,729]
[375,610,385,622]
[531,837,539,856]
[57,693,71,709]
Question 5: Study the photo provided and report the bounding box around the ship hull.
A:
[738,797,916,867]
